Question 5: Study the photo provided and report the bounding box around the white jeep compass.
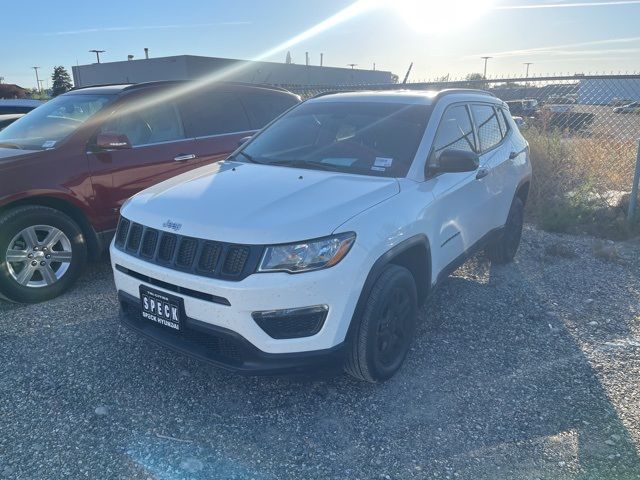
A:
[110,89,531,383]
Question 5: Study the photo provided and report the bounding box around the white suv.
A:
[110,89,531,382]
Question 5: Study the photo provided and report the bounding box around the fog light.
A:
[252,305,329,339]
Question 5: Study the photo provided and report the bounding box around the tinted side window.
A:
[242,92,298,129]
[471,104,503,152]
[496,107,509,137]
[181,92,251,137]
[102,102,185,147]
[432,104,475,154]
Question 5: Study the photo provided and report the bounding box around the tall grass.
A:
[523,127,639,238]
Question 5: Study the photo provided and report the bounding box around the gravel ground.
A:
[1,225,639,480]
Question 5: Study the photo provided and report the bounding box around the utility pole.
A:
[89,49,105,63]
[305,52,309,66]
[347,64,357,70]
[481,56,492,79]
[402,62,413,84]
[32,67,41,92]
[523,62,533,98]
[320,53,323,67]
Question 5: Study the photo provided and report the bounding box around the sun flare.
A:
[371,0,494,33]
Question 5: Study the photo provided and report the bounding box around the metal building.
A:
[72,55,393,88]
[578,77,640,105]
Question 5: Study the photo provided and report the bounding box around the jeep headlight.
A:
[258,233,356,273]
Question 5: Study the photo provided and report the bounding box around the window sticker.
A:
[374,157,393,168]
[42,140,56,149]
[371,166,386,172]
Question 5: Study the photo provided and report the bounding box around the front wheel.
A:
[344,264,417,383]
[0,206,87,303]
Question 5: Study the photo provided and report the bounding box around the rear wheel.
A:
[485,196,524,264]
[0,206,87,303]
[345,264,417,383]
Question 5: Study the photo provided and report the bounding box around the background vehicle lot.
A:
[2,226,639,479]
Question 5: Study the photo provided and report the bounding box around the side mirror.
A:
[430,149,479,174]
[96,132,132,150]
[237,135,253,148]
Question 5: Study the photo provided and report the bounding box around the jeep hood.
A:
[122,161,400,244]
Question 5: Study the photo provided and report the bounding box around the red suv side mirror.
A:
[96,133,132,150]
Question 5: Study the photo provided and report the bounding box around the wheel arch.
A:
[345,234,431,343]
[0,196,102,260]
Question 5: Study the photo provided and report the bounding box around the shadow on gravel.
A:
[1,254,639,479]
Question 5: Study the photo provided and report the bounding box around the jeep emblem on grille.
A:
[162,220,182,231]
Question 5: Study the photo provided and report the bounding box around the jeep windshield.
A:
[237,101,431,177]
[0,94,113,150]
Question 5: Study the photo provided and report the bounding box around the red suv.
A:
[0,81,300,303]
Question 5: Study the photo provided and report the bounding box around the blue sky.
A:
[3,0,639,88]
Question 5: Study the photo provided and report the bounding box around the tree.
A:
[51,66,73,97]
[465,73,484,81]
[464,72,488,90]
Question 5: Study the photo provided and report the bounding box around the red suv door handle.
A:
[174,154,196,162]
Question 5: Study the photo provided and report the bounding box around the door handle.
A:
[509,151,519,160]
[476,167,489,180]
[174,154,196,162]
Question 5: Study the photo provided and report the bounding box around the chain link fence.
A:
[279,74,640,236]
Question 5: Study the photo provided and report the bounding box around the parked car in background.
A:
[111,89,531,382]
[512,115,525,129]
[546,94,576,105]
[613,101,640,113]
[0,99,43,115]
[0,114,24,130]
[505,99,538,117]
[609,98,633,107]
[0,81,300,303]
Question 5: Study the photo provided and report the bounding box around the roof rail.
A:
[310,87,496,100]
[433,88,496,99]
[73,80,295,94]
[312,90,360,98]
[71,82,133,91]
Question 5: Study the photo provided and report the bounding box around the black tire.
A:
[486,196,524,264]
[0,206,87,303]
[344,264,418,383]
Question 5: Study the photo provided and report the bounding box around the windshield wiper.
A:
[273,159,343,171]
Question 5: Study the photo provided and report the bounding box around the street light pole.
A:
[89,50,106,63]
[481,56,492,79]
[523,62,533,99]
[32,67,41,92]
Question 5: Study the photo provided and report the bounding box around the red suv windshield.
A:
[0,93,114,151]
